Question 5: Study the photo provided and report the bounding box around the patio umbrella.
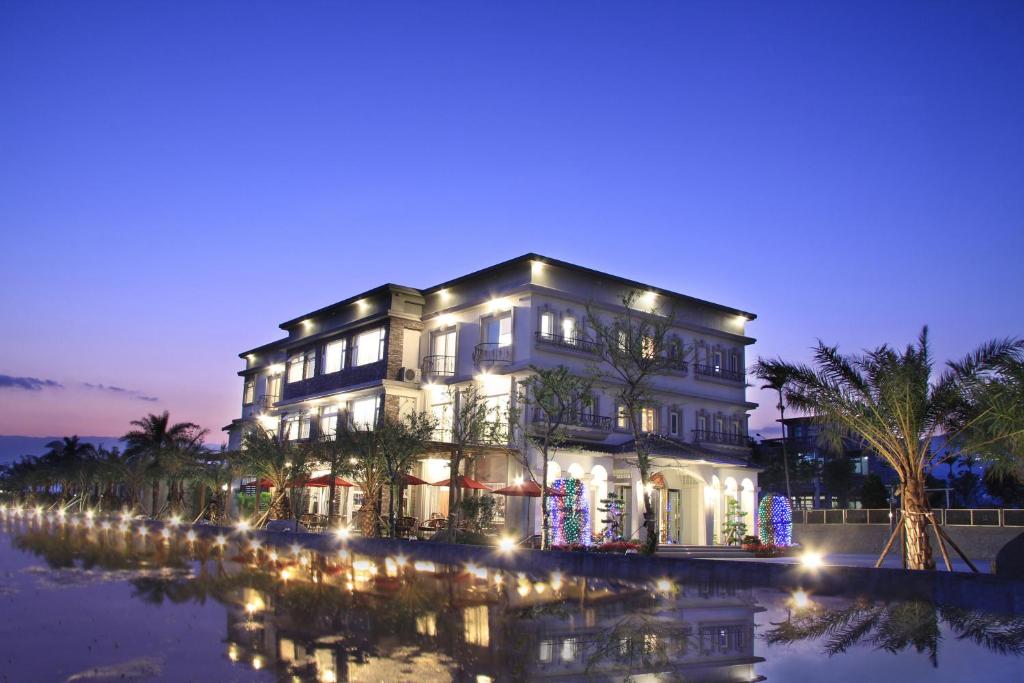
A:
[400,473,429,486]
[304,474,354,488]
[431,475,491,491]
[491,480,564,497]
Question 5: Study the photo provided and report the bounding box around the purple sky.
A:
[1,2,1022,444]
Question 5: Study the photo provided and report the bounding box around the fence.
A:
[794,508,1024,527]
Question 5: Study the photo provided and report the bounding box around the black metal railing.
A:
[422,355,455,377]
[258,394,280,410]
[532,409,613,431]
[694,364,744,382]
[666,356,689,373]
[692,429,752,447]
[473,342,513,364]
[534,331,598,354]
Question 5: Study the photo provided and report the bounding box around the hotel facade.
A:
[226,254,759,545]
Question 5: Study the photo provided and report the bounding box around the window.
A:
[319,406,341,438]
[484,393,510,440]
[540,312,553,339]
[562,316,576,344]
[431,328,457,374]
[642,335,656,359]
[266,375,281,402]
[560,637,577,663]
[730,351,741,371]
[715,417,724,434]
[617,405,628,429]
[354,327,385,367]
[463,605,489,647]
[485,314,512,347]
[283,413,311,441]
[415,613,437,637]
[712,350,723,373]
[697,414,707,434]
[287,351,315,383]
[538,640,553,663]
[670,412,679,436]
[431,401,453,442]
[731,420,741,435]
[641,407,657,432]
[243,379,255,405]
[350,395,380,430]
[324,339,346,374]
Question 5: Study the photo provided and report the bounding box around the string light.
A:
[548,478,591,546]
[758,494,792,547]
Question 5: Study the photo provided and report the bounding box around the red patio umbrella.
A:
[431,475,491,491]
[491,480,564,497]
[400,473,429,486]
[304,474,354,488]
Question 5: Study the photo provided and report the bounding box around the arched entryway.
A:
[652,470,705,545]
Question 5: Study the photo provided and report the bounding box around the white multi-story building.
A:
[226,254,758,545]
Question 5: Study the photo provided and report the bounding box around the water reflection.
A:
[765,597,1024,667]
[6,515,1024,681]
[8,518,763,681]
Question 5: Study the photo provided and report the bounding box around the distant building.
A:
[754,416,897,510]
[225,253,759,544]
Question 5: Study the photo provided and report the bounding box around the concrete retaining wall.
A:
[793,522,1023,562]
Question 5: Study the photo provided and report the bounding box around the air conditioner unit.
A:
[399,367,422,383]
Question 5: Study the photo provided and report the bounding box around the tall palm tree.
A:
[122,412,207,518]
[952,354,1024,476]
[755,367,793,506]
[43,436,97,507]
[754,328,1020,570]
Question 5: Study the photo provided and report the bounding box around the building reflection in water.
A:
[11,518,764,681]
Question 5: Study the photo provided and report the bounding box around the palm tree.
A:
[753,328,1020,570]
[952,354,1024,476]
[42,436,97,508]
[755,367,793,505]
[236,428,310,526]
[122,412,207,518]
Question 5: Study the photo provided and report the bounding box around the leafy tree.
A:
[983,468,1024,507]
[754,329,1019,570]
[951,354,1024,477]
[375,411,437,538]
[587,291,686,554]
[42,436,97,508]
[516,365,595,548]
[720,498,747,545]
[859,473,890,509]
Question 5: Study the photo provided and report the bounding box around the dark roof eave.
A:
[423,253,757,321]
[278,283,422,331]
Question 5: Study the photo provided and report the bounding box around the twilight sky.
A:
[1,2,1022,446]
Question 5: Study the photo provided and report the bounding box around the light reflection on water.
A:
[2,516,1024,682]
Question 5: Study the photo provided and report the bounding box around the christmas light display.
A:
[758,494,792,547]
[548,478,592,546]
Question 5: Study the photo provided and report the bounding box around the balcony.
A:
[694,364,744,383]
[473,342,513,365]
[422,355,455,378]
[665,356,689,374]
[532,409,613,431]
[692,429,753,447]
[534,331,598,354]
[257,394,280,410]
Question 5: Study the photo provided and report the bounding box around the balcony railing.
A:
[535,331,598,354]
[532,409,613,431]
[694,364,745,383]
[422,355,455,377]
[666,356,689,374]
[473,342,513,365]
[692,429,753,447]
[258,394,280,410]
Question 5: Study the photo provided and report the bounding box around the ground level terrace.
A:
[234,447,759,545]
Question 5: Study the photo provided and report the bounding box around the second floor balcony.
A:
[473,342,513,365]
[692,429,753,447]
[422,355,455,378]
[694,364,745,383]
[531,409,613,431]
[535,330,598,354]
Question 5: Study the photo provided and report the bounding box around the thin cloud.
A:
[82,383,159,403]
[0,375,63,391]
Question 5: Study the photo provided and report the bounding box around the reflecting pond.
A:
[1,515,1023,682]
